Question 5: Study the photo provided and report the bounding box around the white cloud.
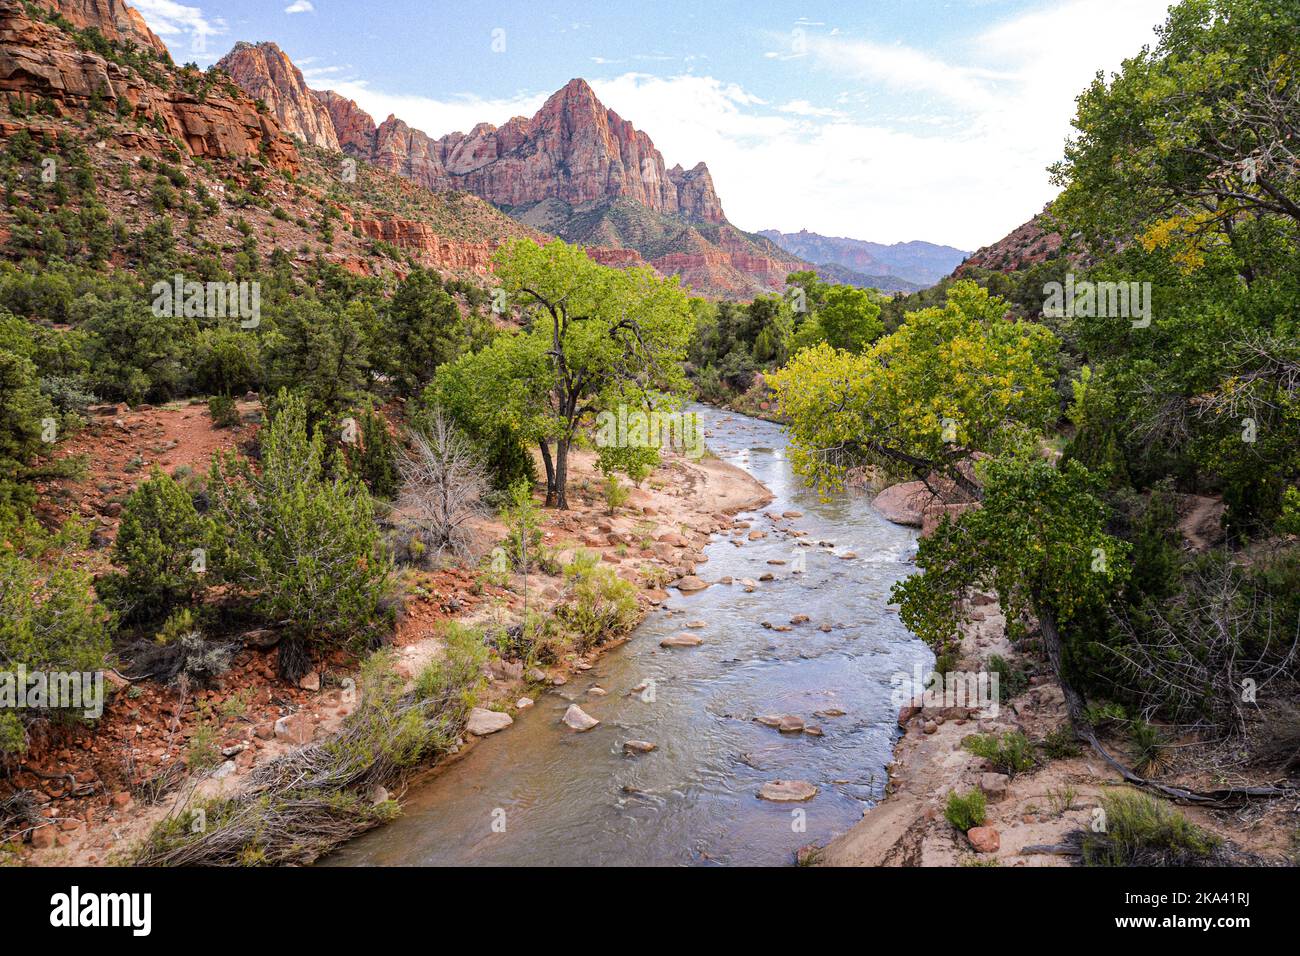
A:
[284,0,315,14]
[132,0,226,63]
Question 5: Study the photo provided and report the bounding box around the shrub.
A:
[988,654,1028,702]
[944,789,987,831]
[0,517,111,754]
[963,730,1037,777]
[1128,721,1169,775]
[99,468,208,623]
[396,409,485,557]
[207,394,240,428]
[348,405,399,500]
[553,550,640,654]
[1039,723,1084,759]
[602,474,630,514]
[1082,789,1221,867]
[500,479,544,571]
[192,326,260,397]
[207,390,394,677]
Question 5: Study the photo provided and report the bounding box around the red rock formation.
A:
[313,89,375,158]
[668,162,726,224]
[585,247,646,268]
[0,0,298,172]
[356,218,497,274]
[215,41,339,150]
[49,0,168,57]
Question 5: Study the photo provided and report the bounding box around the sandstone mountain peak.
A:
[216,40,340,151]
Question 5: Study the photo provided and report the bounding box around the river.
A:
[326,405,930,866]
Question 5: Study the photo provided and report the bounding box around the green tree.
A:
[892,456,1130,722]
[387,268,467,396]
[207,390,394,676]
[99,468,208,623]
[490,239,694,508]
[772,281,1060,498]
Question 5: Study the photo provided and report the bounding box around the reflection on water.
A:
[325,406,930,866]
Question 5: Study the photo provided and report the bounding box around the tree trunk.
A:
[554,438,570,509]
[539,441,555,507]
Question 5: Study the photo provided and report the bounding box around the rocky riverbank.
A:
[18,438,771,866]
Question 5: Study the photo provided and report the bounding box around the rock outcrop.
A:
[215,41,339,150]
[51,0,168,56]
[0,0,298,172]
[313,88,376,158]
[354,218,498,274]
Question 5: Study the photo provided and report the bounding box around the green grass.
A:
[963,730,1037,777]
[1082,789,1221,867]
[944,788,987,831]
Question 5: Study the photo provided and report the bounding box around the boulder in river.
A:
[675,575,709,593]
[562,704,600,732]
[758,780,818,802]
[660,632,702,648]
[623,740,657,754]
[871,481,931,527]
[466,707,513,736]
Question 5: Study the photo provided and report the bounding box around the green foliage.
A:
[894,457,1130,665]
[346,405,399,500]
[1129,720,1170,775]
[962,731,1037,777]
[500,479,544,571]
[772,281,1059,495]
[0,517,111,754]
[207,394,240,428]
[552,550,640,654]
[192,326,260,397]
[601,473,630,514]
[386,268,467,396]
[987,654,1028,703]
[83,296,194,405]
[262,300,370,423]
[944,789,987,831]
[1081,789,1221,867]
[1039,723,1084,760]
[207,390,395,653]
[99,468,208,624]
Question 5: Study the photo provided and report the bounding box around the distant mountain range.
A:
[216,42,804,298]
[758,229,969,290]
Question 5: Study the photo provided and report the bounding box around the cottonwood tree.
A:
[397,408,487,560]
[772,280,1059,499]
[454,239,693,508]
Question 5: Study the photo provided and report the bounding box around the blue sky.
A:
[133,0,1176,249]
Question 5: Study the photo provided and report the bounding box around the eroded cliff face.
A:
[0,0,298,172]
[215,41,339,151]
[50,0,167,56]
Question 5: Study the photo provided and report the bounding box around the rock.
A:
[216,42,341,150]
[759,572,775,581]
[674,575,709,593]
[979,772,1010,803]
[872,481,931,527]
[838,551,858,560]
[111,791,133,811]
[803,725,824,737]
[748,530,766,540]
[297,671,320,691]
[526,667,547,683]
[562,704,600,732]
[923,719,938,734]
[754,715,783,728]
[623,740,657,754]
[782,510,803,519]
[241,628,282,649]
[815,708,846,718]
[778,715,805,733]
[588,686,608,697]
[660,633,702,648]
[685,620,707,629]
[368,785,389,806]
[273,712,314,746]
[212,760,237,780]
[790,614,810,624]
[466,707,513,736]
[516,696,534,710]
[758,780,818,802]
[28,825,54,849]
[967,826,1001,854]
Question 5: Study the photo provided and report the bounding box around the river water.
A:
[326,406,930,866]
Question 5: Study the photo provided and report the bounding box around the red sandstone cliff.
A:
[50,0,167,57]
[0,0,298,172]
[215,41,339,151]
